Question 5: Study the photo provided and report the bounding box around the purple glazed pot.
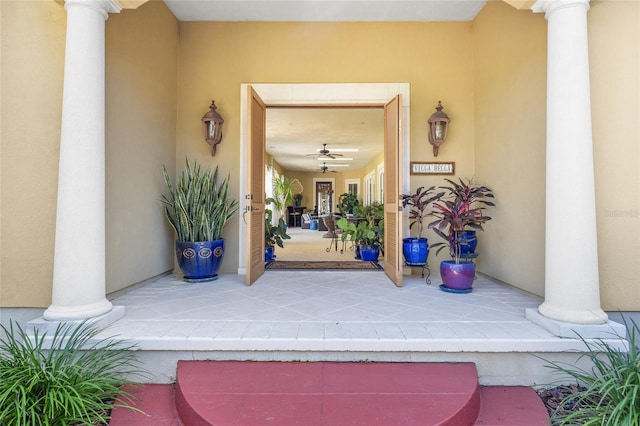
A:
[440,260,475,293]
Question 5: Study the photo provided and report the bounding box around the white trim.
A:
[238,83,410,274]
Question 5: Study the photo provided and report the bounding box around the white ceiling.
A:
[163,0,487,22]
[266,107,384,173]
[162,0,487,174]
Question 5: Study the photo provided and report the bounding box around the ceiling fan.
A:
[307,143,343,159]
[320,162,337,173]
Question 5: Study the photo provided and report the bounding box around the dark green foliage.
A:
[337,193,359,215]
[0,321,145,425]
[265,209,291,248]
[542,316,640,425]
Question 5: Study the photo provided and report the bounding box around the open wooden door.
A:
[383,95,403,287]
[245,86,266,286]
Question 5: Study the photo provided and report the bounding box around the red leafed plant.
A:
[428,178,495,263]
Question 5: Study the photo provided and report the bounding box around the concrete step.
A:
[110,361,549,425]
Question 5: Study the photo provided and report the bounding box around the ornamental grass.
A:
[0,320,145,425]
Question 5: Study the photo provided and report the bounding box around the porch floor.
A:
[99,269,599,385]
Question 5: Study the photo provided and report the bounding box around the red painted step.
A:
[175,361,480,426]
[110,383,183,425]
[110,362,549,426]
[475,386,549,425]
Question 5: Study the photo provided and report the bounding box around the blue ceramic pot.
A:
[176,240,225,283]
[440,260,475,292]
[458,230,477,254]
[265,246,275,263]
[403,237,429,265]
[359,244,380,261]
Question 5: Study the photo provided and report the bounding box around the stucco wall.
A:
[177,21,476,274]
[105,0,179,294]
[0,0,66,307]
[472,1,547,296]
[588,0,640,310]
[0,0,179,307]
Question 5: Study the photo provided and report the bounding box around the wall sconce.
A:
[202,100,224,156]
[427,100,450,157]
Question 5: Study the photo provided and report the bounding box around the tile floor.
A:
[100,270,580,353]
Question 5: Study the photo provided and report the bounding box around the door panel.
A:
[383,95,403,287]
[246,86,266,285]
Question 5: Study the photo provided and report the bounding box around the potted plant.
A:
[428,178,495,293]
[293,193,303,207]
[162,159,238,282]
[337,192,359,216]
[337,203,384,261]
[265,208,291,262]
[401,186,444,265]
[440,178,495,254]
[271,176,302,221]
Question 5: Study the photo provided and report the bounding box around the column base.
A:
[28,305,125,335]
[526,308,626,338]
[43,298,113,321]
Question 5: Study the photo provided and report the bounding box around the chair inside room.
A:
[322,216,343,253]
[301,213,312,229]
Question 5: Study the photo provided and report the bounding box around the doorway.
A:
[238,83,410,277]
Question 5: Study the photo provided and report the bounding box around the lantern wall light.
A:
[427,100,450,157]
[202,100,224,156]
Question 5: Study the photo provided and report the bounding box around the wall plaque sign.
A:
[410,161,455,175]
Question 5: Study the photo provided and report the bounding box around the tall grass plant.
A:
[541,316,640,425]
[162,159,239,242]
[0,321,145,425]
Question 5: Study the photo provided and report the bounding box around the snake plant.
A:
[162,159,238,242]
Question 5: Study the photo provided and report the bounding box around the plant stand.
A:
[405,261,431,285]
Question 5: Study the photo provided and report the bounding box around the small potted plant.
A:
[264,208,291,262]
[428,178,495,293]
[337,202,384,261]
[440,178,495,254]
[401,186,444,265]
[337,192,359,216]
[293,193,303,207]
[162,159,238,282]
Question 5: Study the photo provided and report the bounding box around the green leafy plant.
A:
[540,316,640,425]
[162,159,239,242]
[401,186,444,239]
[337,202,384,247]
[337,193,359,215]
[269,176,303,220]
[0,320,145,425]
[265,209,291,248]
[428,178,495,263]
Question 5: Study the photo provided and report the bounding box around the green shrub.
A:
[0,320,145,425]
[542,316,640,425]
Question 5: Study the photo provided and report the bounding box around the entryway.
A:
[239,83,410,285]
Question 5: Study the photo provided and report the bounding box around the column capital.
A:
[532,0,590,17]
[65,0,122,19]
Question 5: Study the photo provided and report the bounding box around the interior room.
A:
[265,106,384,265]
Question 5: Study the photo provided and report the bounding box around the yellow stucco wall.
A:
[2,0,639,311]
[105,0,179,294]
[177,21,476,274]
[0,0,178,307]
[472,1,547,296]
[0,0,66,307]
[589,0,640,310]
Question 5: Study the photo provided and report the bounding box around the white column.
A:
[43,0,121,321]
[532,0,607,325]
